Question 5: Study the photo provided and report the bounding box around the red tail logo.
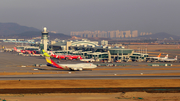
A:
[14,47,17,51]
[157,53,161,57]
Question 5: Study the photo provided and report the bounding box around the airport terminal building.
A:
[47,39,148,62]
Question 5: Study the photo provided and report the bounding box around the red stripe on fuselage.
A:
[50,59,64,69]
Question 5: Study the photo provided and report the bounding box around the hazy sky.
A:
[0,0,180,35]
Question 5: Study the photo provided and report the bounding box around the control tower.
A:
[42,27,48,51]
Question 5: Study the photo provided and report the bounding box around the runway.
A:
[0,75,180,80]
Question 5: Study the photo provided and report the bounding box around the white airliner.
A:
[159,55,178,62]
[146,53,164,61]
[3,46,13,52]
[43,50,97,71]
[80,58,95,62]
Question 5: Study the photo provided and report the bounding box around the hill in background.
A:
[0,23,40,35]
[0,22,179,40]
[4,31,71,40]
[0,23,71,40]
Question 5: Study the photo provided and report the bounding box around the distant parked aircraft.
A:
[146,53,168,62]
[146,53,161,62]
[159,55,177,62]
[50,51,95,62]
[3,46,13,52]
[14,47,40,55]
[80,58,95,62]
[14,47,21,52]
[50,51,82,60]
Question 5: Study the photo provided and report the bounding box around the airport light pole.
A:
[121,49,123,62]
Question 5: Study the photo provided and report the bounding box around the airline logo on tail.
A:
[165,54,168,59]
[50,51,54,56]
[14,47,17,51]
[175,56,178,60]
[42,50,64,69]
[14,47,21,52]
[157,53,161,57]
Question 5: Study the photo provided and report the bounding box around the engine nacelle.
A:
[73,68,77,71]
[78,68,83,71]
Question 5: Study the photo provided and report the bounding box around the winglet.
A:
[42,50,64,69]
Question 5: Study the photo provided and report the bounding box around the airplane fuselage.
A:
[58,63,97,71]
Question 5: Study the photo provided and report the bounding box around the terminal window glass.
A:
[74,53,83,55]
[84,53,87,56]
[55,51,67,54]
[17,47,24,50]
[110,50,133,55]
[115,57,122,60]
[99,54,108,59]
[83,48,91,51]
[93,55,98,58]
[95,49,107,52]
[133,54,141,56]
[110,50,123,55]
[144,55,148,57]
[87,54,93,58]
[26,48,39,51]
[123,53,128,55]
[102,54,108,58]
[130,56,140,59]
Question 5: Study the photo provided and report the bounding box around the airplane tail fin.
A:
[42,50,64,69]
[14,47,17,52]
[165,54,168,59]
[79,56,83,59]
[78,55,83,59]
[175,56,177,60]
[32,51,35,55]
[157,53,161,57]
[50,51,54,55]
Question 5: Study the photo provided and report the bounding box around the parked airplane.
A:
[3,47,13,52]
[14,47,39,54]
[159,55,178,62]
[146,53,168,62]
[30,51,42,56]
[80,58,95,62]
[14,47,21,52]
[14,47,31,53]
[50,51,96,62]
[50,51,82,60]
[43,50,97,71]
[146,53,161,62]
